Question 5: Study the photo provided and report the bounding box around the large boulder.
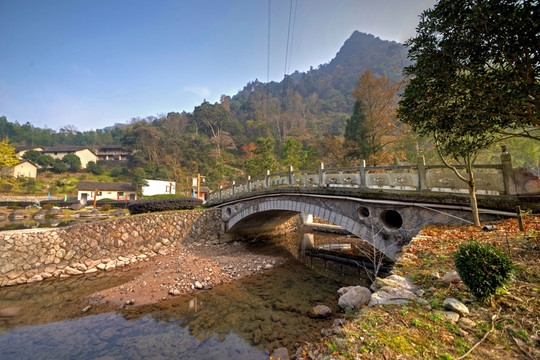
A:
[368,286,417,306]
[338,286,371,310]
[371,275,416,291]
[443,298,469,316]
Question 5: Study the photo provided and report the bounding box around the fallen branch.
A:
[455,308,501,360]
[512,337,535,360]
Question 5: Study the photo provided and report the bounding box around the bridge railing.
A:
[209,154,520,203]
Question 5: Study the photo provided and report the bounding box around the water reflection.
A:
[0,217,91,231]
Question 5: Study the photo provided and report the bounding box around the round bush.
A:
[454,240,515,301]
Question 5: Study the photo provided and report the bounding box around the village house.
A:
[14,146,44,159]
[76,181,137,204]
[142,179,176,196]
[1,160,38,178]
[192,186,210,201]
[41,146,98,169]
[94,145,129,161]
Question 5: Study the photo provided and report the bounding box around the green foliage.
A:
[454,239,516,301]
[398,0,539,143]
[86,160,104,175]
[244,137,280,177]
[281,137,316,170]
[36,154,54,169]
[22,149,42,163]
[345,99,369,158]
[131,167,148,197]
[51,159,68,173]
[62,153,81,171]
[42,203,55,210]
[127,198,203,215]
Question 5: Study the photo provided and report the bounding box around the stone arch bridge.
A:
[211,188,519,260]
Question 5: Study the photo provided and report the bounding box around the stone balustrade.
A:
[209,153,540,204]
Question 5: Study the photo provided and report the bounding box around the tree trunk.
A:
[467,159,481,227]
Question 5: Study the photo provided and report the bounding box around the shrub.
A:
[42,203,57,210]
[101,203,112,211]
[1,183,13,192]
[7,202,20,210]
[454,239,515,301]
[128,198,203,215]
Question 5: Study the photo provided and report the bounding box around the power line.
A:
[266,0,271,119]
[287,0,298,75]
[283,0,295,78]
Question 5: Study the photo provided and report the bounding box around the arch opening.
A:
[357,206,370,219]
[380,210,403,230]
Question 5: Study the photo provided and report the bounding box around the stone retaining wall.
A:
[0,209,224,287]
[0,196,64,204]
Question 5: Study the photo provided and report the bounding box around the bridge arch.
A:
[219,194,472,260]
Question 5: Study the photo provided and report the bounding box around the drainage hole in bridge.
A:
[380,210,403,230]
[358,206,370,219]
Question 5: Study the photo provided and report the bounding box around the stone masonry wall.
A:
[0,209,224,287]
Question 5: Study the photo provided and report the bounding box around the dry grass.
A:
[298,215,540,359]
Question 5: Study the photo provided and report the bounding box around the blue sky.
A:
[0,0,436,131]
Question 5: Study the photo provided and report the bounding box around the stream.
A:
[0,231,384,359]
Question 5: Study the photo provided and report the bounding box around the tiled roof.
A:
[43,145,95,154]
[14,146,43,152]
[76,181,136,191]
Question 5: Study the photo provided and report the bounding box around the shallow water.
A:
[0,232,377,359]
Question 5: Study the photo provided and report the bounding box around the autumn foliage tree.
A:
[345,69,403,164]
[0,139,18,167]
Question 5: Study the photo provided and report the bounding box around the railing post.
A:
[247,175,252,192]
[318,162,324,187]
[359,160,366,188]
[501,152,517,195]
[265,170,270,189]
[219,185,222,200]
[417,156,427,190]
[288,165,293,186]
[232,181,235,196]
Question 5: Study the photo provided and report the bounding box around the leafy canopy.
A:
[398,0,540,145]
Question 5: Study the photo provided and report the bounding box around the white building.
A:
[142,179,176,196]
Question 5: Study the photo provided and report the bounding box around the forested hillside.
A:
[5,31,535,193]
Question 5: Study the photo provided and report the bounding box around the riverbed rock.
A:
[8,210,24,219]
[47,208,63,217]
[372,275,416,291]
[338,286,371,310]
[0,307,21,317]
[434,310,460,323]
[270,347,289,360]
[442,270,461,283]
[458,317,477,329]
[27,274,43,283]
[368,286,417,307]
[65,266,83,275]
[194,281,203,289]
[309,305,332,318]
[443,298,469,316]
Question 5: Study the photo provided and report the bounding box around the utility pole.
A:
[197,173,200,199]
